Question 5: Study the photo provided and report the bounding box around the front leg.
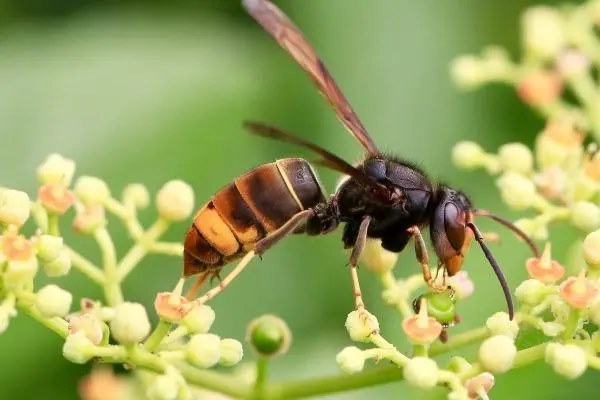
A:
[407,225,451,292]
[348,216,371,309]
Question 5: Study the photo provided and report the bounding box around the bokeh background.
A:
[0,0,597,399]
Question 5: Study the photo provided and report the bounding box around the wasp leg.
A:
[185,271,210,300]
[194,209,315,304]
[407,225,450,292]
[348,216,371,310]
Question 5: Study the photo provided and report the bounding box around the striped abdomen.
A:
[183,158,326,277]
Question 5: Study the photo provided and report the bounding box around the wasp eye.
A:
[444,202,466,252]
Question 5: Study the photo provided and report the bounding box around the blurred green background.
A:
[0,0,597,399]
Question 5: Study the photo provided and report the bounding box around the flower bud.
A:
[73,205,106,234]
[478,335,516,373]
[3,257,38,290]
[486,312,519,339]
[38,184,76,215]
[359,239,398,273]
[514,218,548,241]
[452,141,487,170]
[540,321,564,337]
[534,166,566,200]
[403,357,439,389]
[69,314,104,345]
[0,298,17,334]
[36,284,73,318]
[182,304,215,334]
[450,55,487,89]
[556,50,590,77]
[123,184,150,209]
[517,71,562,107]
[345,309,380,342]
[336,346,365,374]
[496,172,537,210]
[515,279,549,305]
[37,154,76,186]
[74,176,111,206]
[536,122,583,169]
[1,233,34,261]
[559,275,598,309]
[551,298,570,323]
[63,331,96,364]
[0,188,31,227]
[35,234,63,263]
[109,302,151,344]
[42,249,72,277]
[570,201,600,233]
[78,367,126,400]
[583,229,600,269]
[498,143,534,174]
[521,6,566,60]
[465,372,495,400]
[186,333,221,368]
[219,338,243,367]
[156,180,194,222]
[154,289,192,323]
[247,314,292,357]
[146,374,178,400]
[546,343,587,379]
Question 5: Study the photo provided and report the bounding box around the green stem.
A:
[47,214,60,236]
[144,319,173,352]
[95,228,123,306]
[18,302,69,338]
[104,197,144,239]
[65,246,105,284]
[253,357,270,398]
[178,363,251,398]
[430,326,489,356]
[562,309,581,341]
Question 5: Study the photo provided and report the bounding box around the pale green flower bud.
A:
[35,234,63,263]
[404,357,439,389]
[110,302,151,344]
[156,180,194,222]
[515,279,548,305]
[37,154,76,186]
[583,229,600,269]
[570,201,600,233]
[74,176,111,206]
[336,346,365,374]
[247,314,292,357]
[123,183,150,209]
[452,141,487,169]
[572,173,598,201]
[186,333,221,368]
[450,56,487,89]
[4,257,38,290]
[0,188,31,227]
[546,343,587,379]
[359,239,397,273]
[63,331,95,364]
[42,249,71,277]
[522,6,566,60]
[36,284,72,318]
[147,374,178,400]
[498,143,534,174]
[540,321,564,337]
[478,335,516,373]
[496,172,536,210]
[219,338,243,367]
[345,309,379,342]
[485,312,519,339]
[182,304,215,334]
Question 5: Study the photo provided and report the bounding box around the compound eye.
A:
[444,202,466,252]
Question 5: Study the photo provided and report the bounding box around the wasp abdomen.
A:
[184,158,326,277]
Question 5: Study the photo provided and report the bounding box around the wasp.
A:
[183,0,539,318]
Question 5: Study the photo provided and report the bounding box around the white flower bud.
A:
[359,239,398,273]
[0,188,31,227]
[37,154,76,186]
[186,333,221,368]
[36,284,72,318]
[156,180,194,222]
[556,50,590,77]
[42,249,72,277]
[450,56,487,89]
[3,257,38,290]
[109,302,151,344]
[69,314,104,345]
[546,343,587,379]
[583,229,600,269]
[478,335,516,373]
[515,279,548,305]
[336,346,365,374]
[219,338,243,367]
[452,141,487,169]
[540,321,564,337]
[496,172,537,210]
[485,312,519,339]
[74,176,111,206]
[123,183,150,209]
[522,6,566,60]
[147,374,179,400]
[35,234,63,263]
[403,357,439,389]
[63,331,95,364]
[498,143,534,174]
[345,309,379,342]
[182,304,215,334]
[570,201,600,233]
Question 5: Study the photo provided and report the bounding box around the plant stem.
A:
[95,228,123,306]
[253,358,269,398]
[562,309,581,341]
[118,218,169,282]
[47,214,60,236]
[17,302,69,338]
[430,326,489,356]
[65,246,105,284]
[144,319,173,352]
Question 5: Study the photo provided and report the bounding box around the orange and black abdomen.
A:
[184,158,326,277]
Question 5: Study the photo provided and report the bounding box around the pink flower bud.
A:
[38,184,75,215]
[559,274,598,309]
[517,71,562,106]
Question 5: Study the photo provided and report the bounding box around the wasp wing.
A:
[243,0,381,156]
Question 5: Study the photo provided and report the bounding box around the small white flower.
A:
[63,331,96,364]
[498,143,534,174]
[182,304,215,334]
[359,239,398,273]
[478,335,516,373]
[37,154,76,186]
[522,6,566,59]
[496,172,537,210]
[3,257,38,290]
[336,346,365,374]
[452,141,487,169]
[515,279,548,305]
[110,302,151,344]
[35,234,63,263]
[123,183,150,209]
[485,312,519,339]
[570,201,600,233]
[42,249,72,277]
[403,357,439,389]
[582,229,600,269]
[0,188,31,227]
[546,343,587,379]
[450,56,487,89]
[74,176,111,206]
[186,333,221,368]
[156,180,194,222]
[345,309,379,342]
[36,284,73,318]
[147,374,179,400]
[69,314,104,345]
[219,338,243,367]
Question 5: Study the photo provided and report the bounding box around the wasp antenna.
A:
[474,210,540,258]
[467,222,514,320]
